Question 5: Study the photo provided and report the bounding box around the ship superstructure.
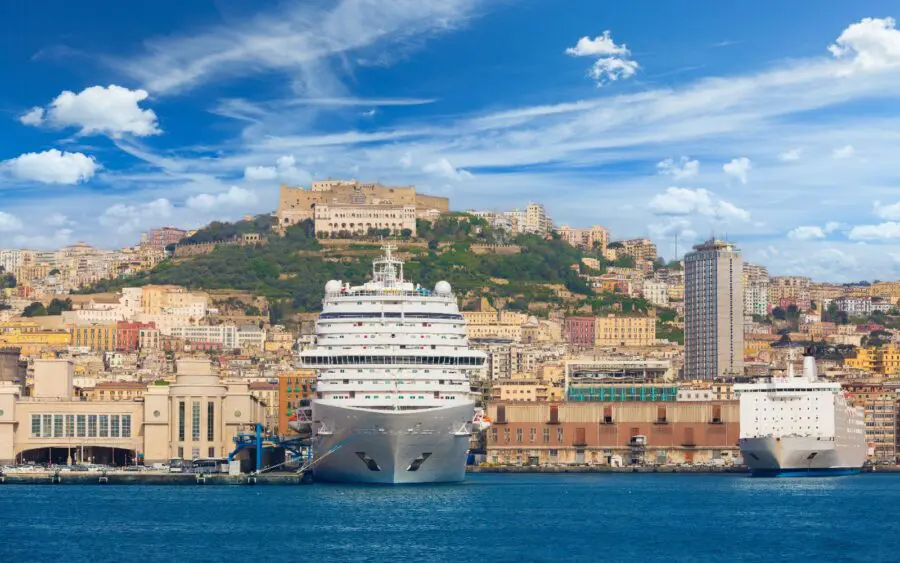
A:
[299,245,486,483]
[735,352,866,477]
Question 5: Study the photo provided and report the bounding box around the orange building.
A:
[278,370,316,434]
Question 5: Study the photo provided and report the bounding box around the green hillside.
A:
[85,215,601,322]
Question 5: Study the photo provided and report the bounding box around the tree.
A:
[22,302,48,317]
[772,307,786,320]
[48,268,61,276]
[400,228,413,238]
[47,298,73,315]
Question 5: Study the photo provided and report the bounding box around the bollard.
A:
[196,473,207,485]
[246,475,258,485]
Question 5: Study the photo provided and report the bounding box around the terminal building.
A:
[0,358,265,466]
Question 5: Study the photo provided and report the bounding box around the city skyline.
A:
[2,2,900,281]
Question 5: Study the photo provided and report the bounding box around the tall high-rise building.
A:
[684,239,744,380]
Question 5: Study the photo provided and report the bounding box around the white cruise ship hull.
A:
[311,401,474,484]
[740,436,866,477]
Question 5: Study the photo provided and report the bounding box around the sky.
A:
[2,0,900,282]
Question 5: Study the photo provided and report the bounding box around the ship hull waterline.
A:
[740,436,866,478]
[311,401,474,484]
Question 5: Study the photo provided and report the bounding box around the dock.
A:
[0,470,314,485]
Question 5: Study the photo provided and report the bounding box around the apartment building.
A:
[742,263,769,317]
[844,382,897,463]
[684,239,744,380]
[594,315,656,347]
[556,225,609,250]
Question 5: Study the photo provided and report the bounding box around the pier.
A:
[0,470,313,485]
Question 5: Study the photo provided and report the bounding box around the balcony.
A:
[708,417,724,425]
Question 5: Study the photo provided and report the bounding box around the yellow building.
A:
[845,348,877,374]
[875,345,900,376]
[70,324,118,352]
[594,314,656,347]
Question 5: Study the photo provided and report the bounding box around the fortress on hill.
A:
[275,179,450,237]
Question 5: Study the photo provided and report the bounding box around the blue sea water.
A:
[1,473,898,562]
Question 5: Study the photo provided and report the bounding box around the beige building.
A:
[684,239,744,380]
[275,180,449,232]
[769,276,811,310]
[618,239,658,266]
[557,225,608,250]
[742,263,769,318]
[594,315,656,347]
[249,381,279,428]
[314,203,417,237]
[0,358,265,465]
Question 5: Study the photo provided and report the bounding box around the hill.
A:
[85,215,607,323]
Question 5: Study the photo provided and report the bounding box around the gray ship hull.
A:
[311,401,474,484]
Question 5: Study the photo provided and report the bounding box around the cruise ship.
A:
[735,350,866,477]
[299,245,486,483]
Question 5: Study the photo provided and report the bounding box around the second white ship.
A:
[735,350,866,477]
[299,245,486,484]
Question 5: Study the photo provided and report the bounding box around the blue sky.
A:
[3,0,900,282]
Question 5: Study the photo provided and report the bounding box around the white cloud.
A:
[778,148,802,161]
[45,213,71,227]
[648,187,750,221]
[399,152,413,168]
[2,149,98,184]
[243,166,279,181]
[19,107,44,126]
[787,226,827,240]
[13,228,74,249]
[0,212,24,232]
[422,158,473,181]
[99,198,173,234]
[875,200,900,220]
[832,144,855,159]
[824,221,845,233]
[243,155,310,184]
[656,157,699,180]
[566,32,630,57]
[723,157,751,184]
[566,30,639,85]
[829,17,900,74]
[187,186,258,210]
[648,217,697,242]
[26,85,160,137]
[847,222,900,240]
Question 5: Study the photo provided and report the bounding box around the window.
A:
[53,415,63,438]
[177,446,184,458]
[529,428,536,443]
[88,415,97,438]
[209,447,216,458]
[31,414,40,437]
[503,428,510,443]
[76,415,86,438]
[66,415,75,438]
[191,402,200,441]
[549,404,559,424]
[178,401,185,441]
[557,428,564,443]
[99,415,109,438]
[111,415,120,438]
[122,415,131,438]
[543,428,550,443]
[207,402,215,441]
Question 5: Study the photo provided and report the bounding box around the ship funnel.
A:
[803,355,817,381]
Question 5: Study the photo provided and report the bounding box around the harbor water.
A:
[2,473,898,562]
